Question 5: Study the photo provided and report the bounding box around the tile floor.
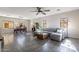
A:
[0,32,79,52]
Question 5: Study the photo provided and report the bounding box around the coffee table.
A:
[36,32,48,40]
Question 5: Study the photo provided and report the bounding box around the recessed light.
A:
[57,9,60,11]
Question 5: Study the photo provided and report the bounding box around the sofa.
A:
[43,28,64,41]
[33,28,65,41]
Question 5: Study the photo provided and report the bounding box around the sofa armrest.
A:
[50,32,63,41]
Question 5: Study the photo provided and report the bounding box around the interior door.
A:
[26,20,31,32]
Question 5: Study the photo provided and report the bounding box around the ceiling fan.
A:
[32,7,50,15]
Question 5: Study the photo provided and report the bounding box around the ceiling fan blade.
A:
[36,12,39,15]
[44,10,50,12]
[41,12,46,15]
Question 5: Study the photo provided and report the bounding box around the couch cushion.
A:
[56,28,63,33]
[43,28,57,32]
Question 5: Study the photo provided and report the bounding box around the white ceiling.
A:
[0,7,79,19]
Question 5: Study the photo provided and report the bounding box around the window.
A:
[43,20,47,29]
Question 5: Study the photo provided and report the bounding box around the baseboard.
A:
[67,37,79,39]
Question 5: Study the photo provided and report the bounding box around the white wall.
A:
[33,10,79,38]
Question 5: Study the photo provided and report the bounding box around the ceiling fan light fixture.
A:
[32,7,50,15]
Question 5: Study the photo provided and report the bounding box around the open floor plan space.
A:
[0,7,79,52]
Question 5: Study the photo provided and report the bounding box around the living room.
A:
[0,7,79,52]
